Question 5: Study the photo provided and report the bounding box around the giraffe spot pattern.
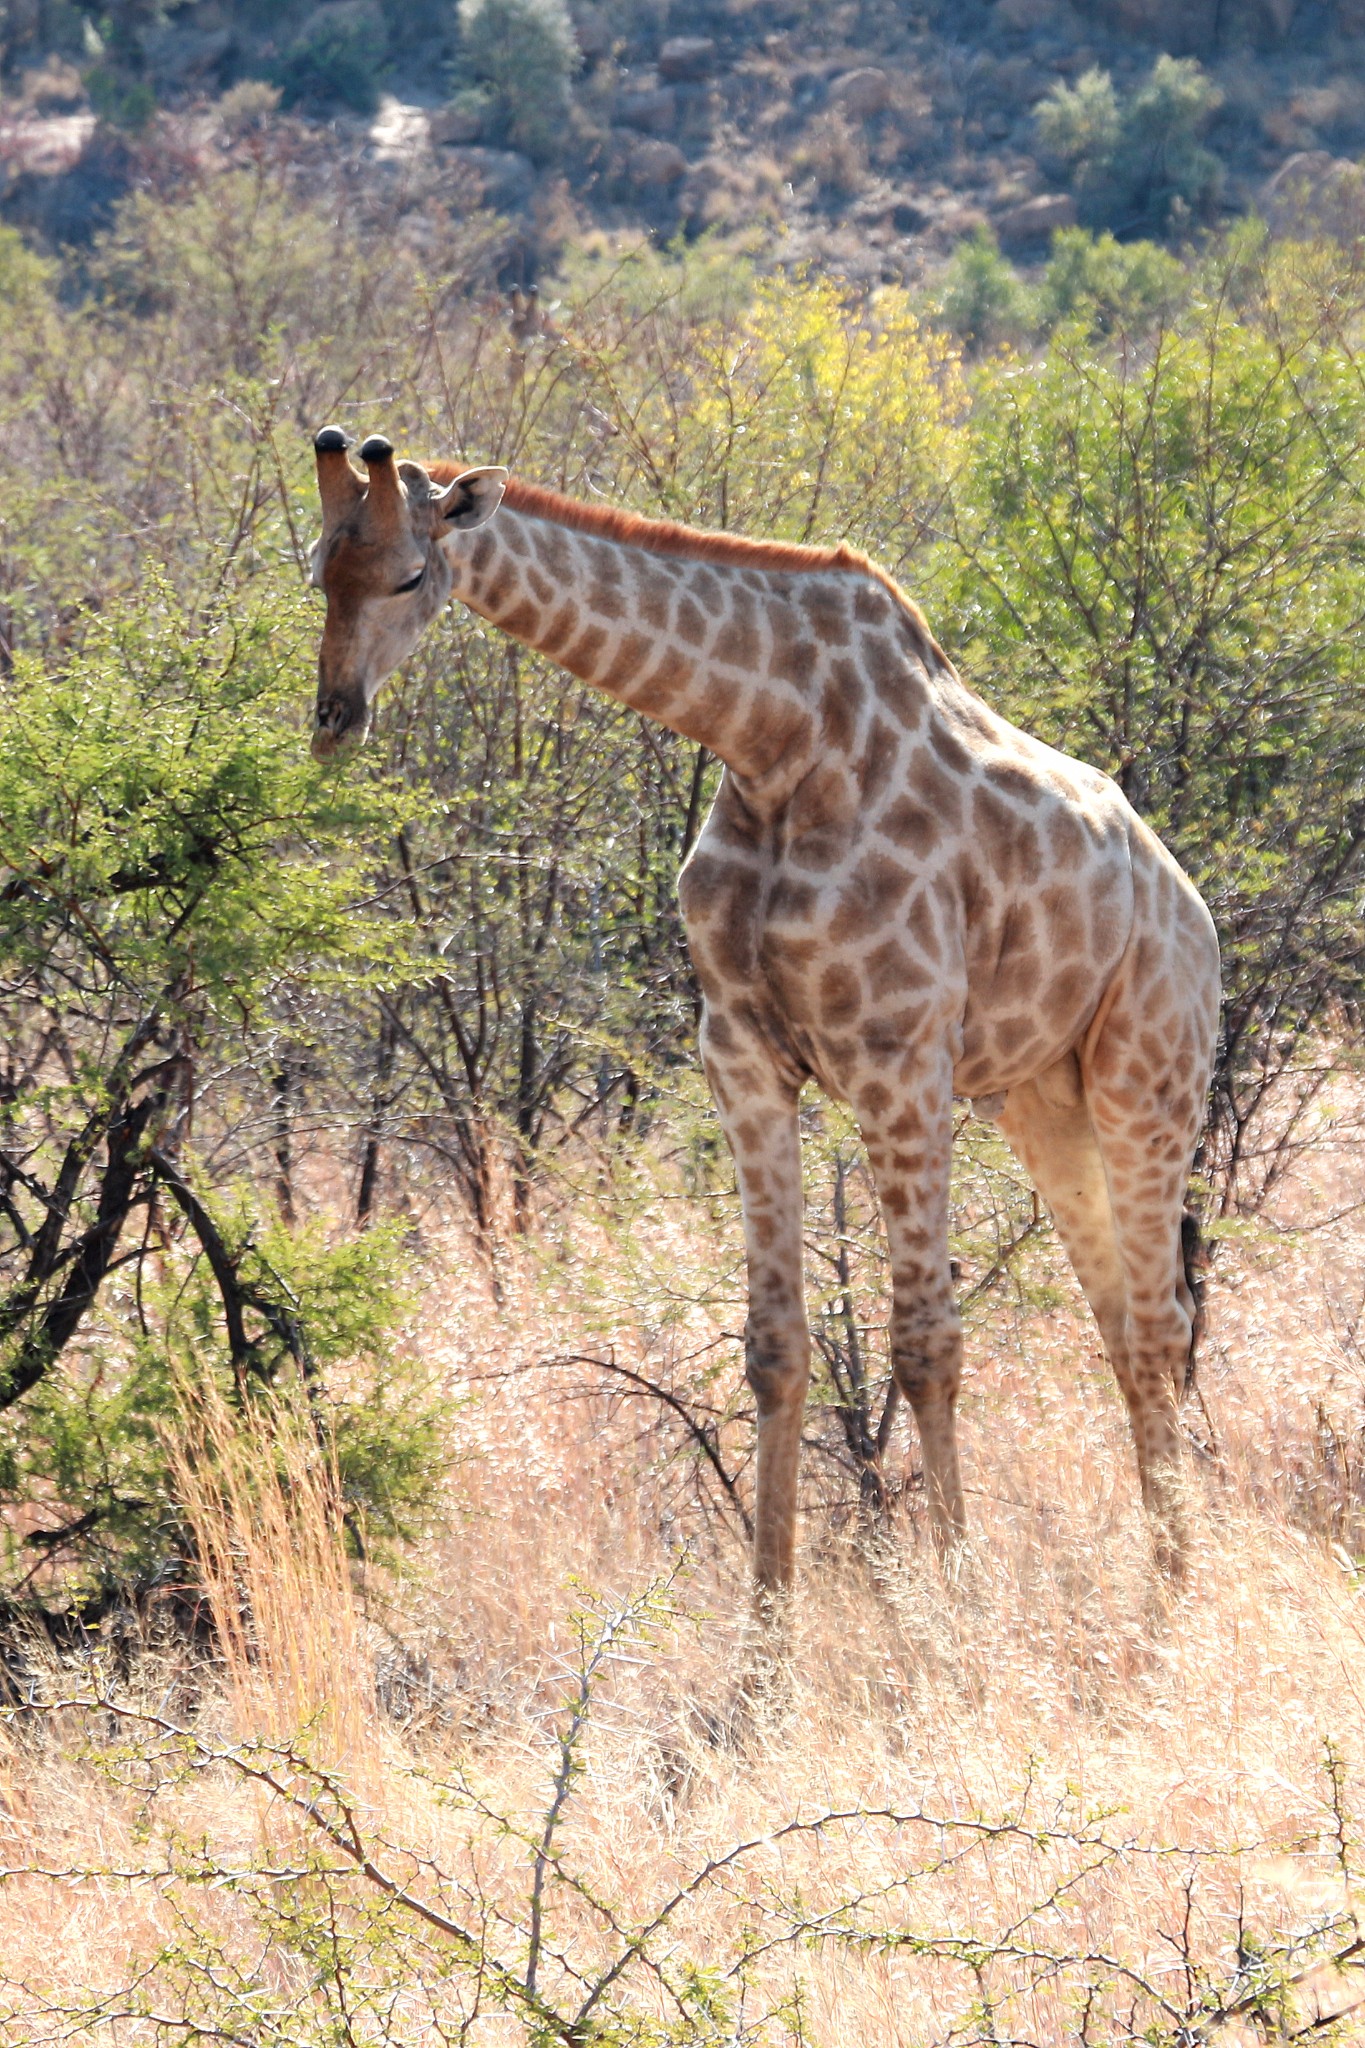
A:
[322,483,1221,1586]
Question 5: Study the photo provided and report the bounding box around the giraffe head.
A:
[308,427,507,761]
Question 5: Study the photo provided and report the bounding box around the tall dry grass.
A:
[2,1120,1364,2043]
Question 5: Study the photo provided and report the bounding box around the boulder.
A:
[616,86,676,134]
[996,191,1076,242]
[828,67,891,120]
[658,36,716,82]
[628,135,688,185]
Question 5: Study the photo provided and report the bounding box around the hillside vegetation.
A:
[7,0,1365,282]
[0,155,1363,2041]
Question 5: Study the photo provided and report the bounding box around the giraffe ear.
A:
[434,466,508,530]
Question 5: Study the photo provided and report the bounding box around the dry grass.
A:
[2,1122,1365,2043]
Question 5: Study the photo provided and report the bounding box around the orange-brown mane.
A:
[424,465,943,656]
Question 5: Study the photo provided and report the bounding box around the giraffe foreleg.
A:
[701,1018,810,1603]
[859,1059,966,1557]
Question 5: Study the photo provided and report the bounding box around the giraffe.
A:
[309,425,1221,1595]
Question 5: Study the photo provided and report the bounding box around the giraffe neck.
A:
[444,501,827,791]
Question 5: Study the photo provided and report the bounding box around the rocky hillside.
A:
[3,0,1365,287]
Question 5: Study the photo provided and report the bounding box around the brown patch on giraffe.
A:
[929,721,976,777]
[851,582,892,626]
[735,688,812,775]
[819,963,862,1026]
[1039,882,1084,948]
[879,793,941,860]
[1047,962,1093,1017]
[501,600,540,637]
[529,522,572,578]
[635,647,695,716]
[820,673,859,753]
[588,574,627,621]
[801,580,852,647]
[768,876,820,922]
[863,1013,925,1059]
[837,849,914,937]
[972,784,1043,889]
[905,889,941,962]
[470,532,496,576]
[1048,807,1089,868]
[882,1097,925,1140]
[769,603,818,688]
[483,569,515,613]
[906,749,964,832]
[675,593,708,646]
[991,1013,1041,1060]
[703,1009,738,1052]
[865,636,929,730]
[713,590,761,671]
[541,602,580,656]
[563,624,609,674]
[688,864,758,982]
[859,716,902,809]
[955,853,988,923]
[866,936,933,999]
[786,765,855,868]
[601,630,653,693]
[635,562,674,631]
[984,758,1044,806]
[527,566,554,606]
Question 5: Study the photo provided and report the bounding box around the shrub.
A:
[83,64,157,130]
[1038,226,1185,335]
[453,0,580,162]
[1037,55,1223,234]
[275,0,389,114]
[0,581,440,1607]
[937,226,1034,352]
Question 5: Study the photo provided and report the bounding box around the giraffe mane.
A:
[424,466,945,663]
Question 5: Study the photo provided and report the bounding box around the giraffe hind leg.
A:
[1082,1070,1207,1580]
[997,1054,1203,1578]
[997,1061,1134,1412]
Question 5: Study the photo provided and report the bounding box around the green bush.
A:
[1037,55,1223,234]
[0,581,442,1606]
[937,226,1034,353]
[454,0,580,161]
[275,0,389,114]
[1039,226,1185,335]
[84,63,157,130]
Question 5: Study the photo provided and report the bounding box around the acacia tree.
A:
[0,580,443,1607]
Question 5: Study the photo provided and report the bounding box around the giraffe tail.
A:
[1180,1206,1207,1395]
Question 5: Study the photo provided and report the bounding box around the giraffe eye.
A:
[393,567,425,595]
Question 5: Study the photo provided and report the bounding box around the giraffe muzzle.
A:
[312,692,370,763]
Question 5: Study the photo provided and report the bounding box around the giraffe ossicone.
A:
[309,431,1221,1593]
